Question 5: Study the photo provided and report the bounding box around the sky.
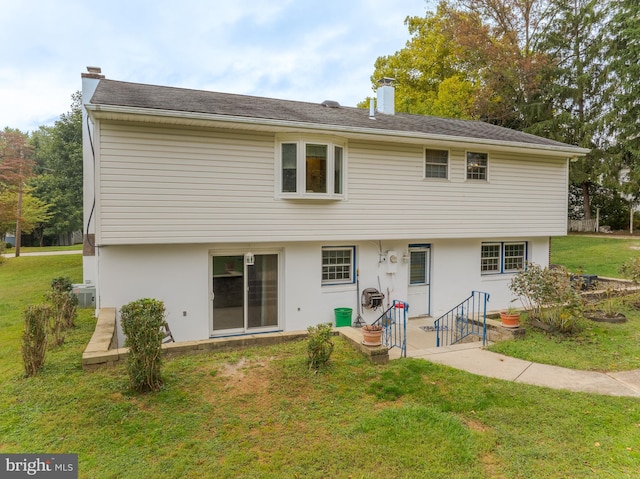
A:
[0,0,435,133]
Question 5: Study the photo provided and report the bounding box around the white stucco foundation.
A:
[97,237,550,343]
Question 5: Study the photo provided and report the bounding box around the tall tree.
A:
[532,0,608,219]
[456,0,551,56]
[366,2,483,118]
[31,92,83,245]
[608,0,640,205]
[0,188,51,240]
[455,0,556,129]
[0,129,36,256]
[366,1,553,129]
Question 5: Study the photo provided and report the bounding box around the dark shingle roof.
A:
[90,79,581,151]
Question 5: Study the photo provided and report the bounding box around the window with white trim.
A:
[278,137,346,198]
[467,152,488,180]
[425,149,449,179]
[481,242,526,274]
[322,246,355,285]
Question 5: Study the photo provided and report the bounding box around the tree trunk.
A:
[582,181,592,219]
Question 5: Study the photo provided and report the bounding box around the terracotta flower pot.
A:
[500,311,520,328]
[361,325,383,346]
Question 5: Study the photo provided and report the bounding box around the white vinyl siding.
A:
[96,123,569,245]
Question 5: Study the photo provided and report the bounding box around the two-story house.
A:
[80,68,588,342]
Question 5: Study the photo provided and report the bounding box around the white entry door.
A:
[407,245,431,317]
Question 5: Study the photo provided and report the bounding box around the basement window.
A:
[481,242,527,275]
[322,246,355,285]
[278,136,346,199]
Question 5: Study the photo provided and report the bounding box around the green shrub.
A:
[50,277,79,329]
[509,263,583,333]
[120,298,166,392]
[307,322,334,370]
[619,257,640,283]
[50,276,73,293]
[45,277,79,346]
[22,304,52,377]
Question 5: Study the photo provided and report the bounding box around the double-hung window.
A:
[481,242,526,274]
[278,137,346,199]
[467,152,488,180]
[425,149,449,179]
[322,246,355,285]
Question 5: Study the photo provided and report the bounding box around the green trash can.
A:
[334,308,353,327]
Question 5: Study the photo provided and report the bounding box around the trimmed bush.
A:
[52,277,78,328]
[50,276,73,293]
[46,277,79,347]
[22,304,52,377]
[120,298,166,392]
[307,322,334,370]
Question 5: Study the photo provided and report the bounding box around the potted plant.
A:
[361,324,383,346]
[499,303,521,328]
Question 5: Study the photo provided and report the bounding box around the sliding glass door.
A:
[211,253,278,335]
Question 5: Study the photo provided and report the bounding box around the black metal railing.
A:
[434,291,490,347]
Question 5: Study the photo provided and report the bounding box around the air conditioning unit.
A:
[72,284,96,308]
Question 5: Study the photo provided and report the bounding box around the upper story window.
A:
[278,136,346,199]
[425,149,449,179]
[466,152,488,180]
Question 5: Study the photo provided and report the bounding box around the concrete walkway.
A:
[388,317,640,398]
[1,249,82,258]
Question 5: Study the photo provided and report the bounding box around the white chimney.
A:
[80,66,105,287]
[376,77,395,115]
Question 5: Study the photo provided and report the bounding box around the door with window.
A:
[211,253,279,335]
[407,245,431,317]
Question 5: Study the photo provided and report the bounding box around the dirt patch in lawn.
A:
[216,357,273,397]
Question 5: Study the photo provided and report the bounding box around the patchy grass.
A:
[489,301,640,371]
[0,254,82,378]
[2,251,640,478]
[551,234,640,277]
[490,235,640,371]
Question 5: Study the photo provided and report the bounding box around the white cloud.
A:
[0,0,430,132]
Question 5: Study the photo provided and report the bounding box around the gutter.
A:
[85,104,591,158]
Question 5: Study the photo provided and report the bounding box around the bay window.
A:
[278,137,346,199]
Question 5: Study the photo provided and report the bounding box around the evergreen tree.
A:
[533,0,609,219]
[608,0,640,204]
[30,92,83,245]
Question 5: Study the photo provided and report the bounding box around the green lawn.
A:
[489,234,640,371]
[551,234,640,277]
[2,251,640,478]
[489,302,640,371]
